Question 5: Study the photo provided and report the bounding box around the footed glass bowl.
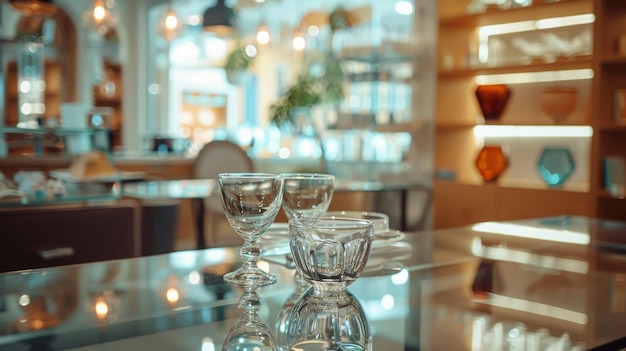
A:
[289,217,374,291]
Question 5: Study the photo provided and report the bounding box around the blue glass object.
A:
[537,147,576,187]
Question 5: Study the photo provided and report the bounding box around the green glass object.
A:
[537,147,576,187]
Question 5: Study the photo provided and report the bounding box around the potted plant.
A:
[223,42,254,85]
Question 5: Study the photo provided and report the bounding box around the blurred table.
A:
[1,215,626,350]
[122,178,430,249]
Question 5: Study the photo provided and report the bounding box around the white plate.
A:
[259,222,291,256]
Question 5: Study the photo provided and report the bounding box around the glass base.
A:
[224,266,277,288]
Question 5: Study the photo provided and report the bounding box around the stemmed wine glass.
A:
[281,173,335,224]
[218,173,284,288]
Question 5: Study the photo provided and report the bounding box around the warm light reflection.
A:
[476,294,588,325]
[257,260,271,273]
[256,24,270,45]
[472,222,590,245]
[166,288,180,305]
[476,69,593,85]
[92,0,107,23]
[381,294,395,310]
[479,14,594,38]
[471,239,589,274]
[292,31,306,51]
[202,337,216,351]
[94,300,109,320]
[391,268,408,285]
[164,9,178,31]
[474,125,593,138]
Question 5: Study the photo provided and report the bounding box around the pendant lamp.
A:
[202,0,237,37]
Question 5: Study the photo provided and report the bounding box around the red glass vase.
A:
[475,84,511,120]
[475,145,508,182]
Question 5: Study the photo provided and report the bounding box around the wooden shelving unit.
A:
[590,0,626,222]
[434,0,603,229]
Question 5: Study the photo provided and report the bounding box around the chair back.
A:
[193,140,254,212]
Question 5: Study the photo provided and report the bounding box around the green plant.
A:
[270,55,345,126]
[224,44,254,72]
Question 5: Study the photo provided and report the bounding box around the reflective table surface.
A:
[121,178,427,200]
[1,216,625,350]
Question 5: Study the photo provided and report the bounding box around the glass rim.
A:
[288,216,373,229]
[325,210,388,220]
[218,172,282,178]
[281,173,335,180]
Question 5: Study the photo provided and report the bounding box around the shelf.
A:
[600,55,626,66]
[597,124,626,132]
[598,190,625,200]
[438,57,592,79]
[439,0,592,28]
[435,178,589,193]
[436,122,476,130]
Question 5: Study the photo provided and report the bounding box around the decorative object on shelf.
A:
[475,84,511,121]
[475,145,508,182]
[540,86,578,123]
[536,147,576,187]
[472,259,496,299]
[613,89,626,123]
[604,156,625,197]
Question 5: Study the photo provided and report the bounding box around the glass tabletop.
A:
[0,216,625,351]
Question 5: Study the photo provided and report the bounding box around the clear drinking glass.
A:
[219,173,284,288]
[289,217,374,292]
[281,173,335,224]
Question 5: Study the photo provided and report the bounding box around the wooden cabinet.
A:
[435,0,604,228]
[0,200,140,273]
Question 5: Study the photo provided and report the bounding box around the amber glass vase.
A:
[475,145,508,182]
[475,84,511,120]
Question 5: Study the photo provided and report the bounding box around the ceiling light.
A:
[202,0,237,37]
[395,1,414,15]
[159,1,183,42]
[256,23,270,45]
[82,0,118,36]
[292,30,306,51]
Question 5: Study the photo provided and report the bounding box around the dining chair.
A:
[193,139,254,247]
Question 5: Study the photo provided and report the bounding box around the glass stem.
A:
[240,239,261,270]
